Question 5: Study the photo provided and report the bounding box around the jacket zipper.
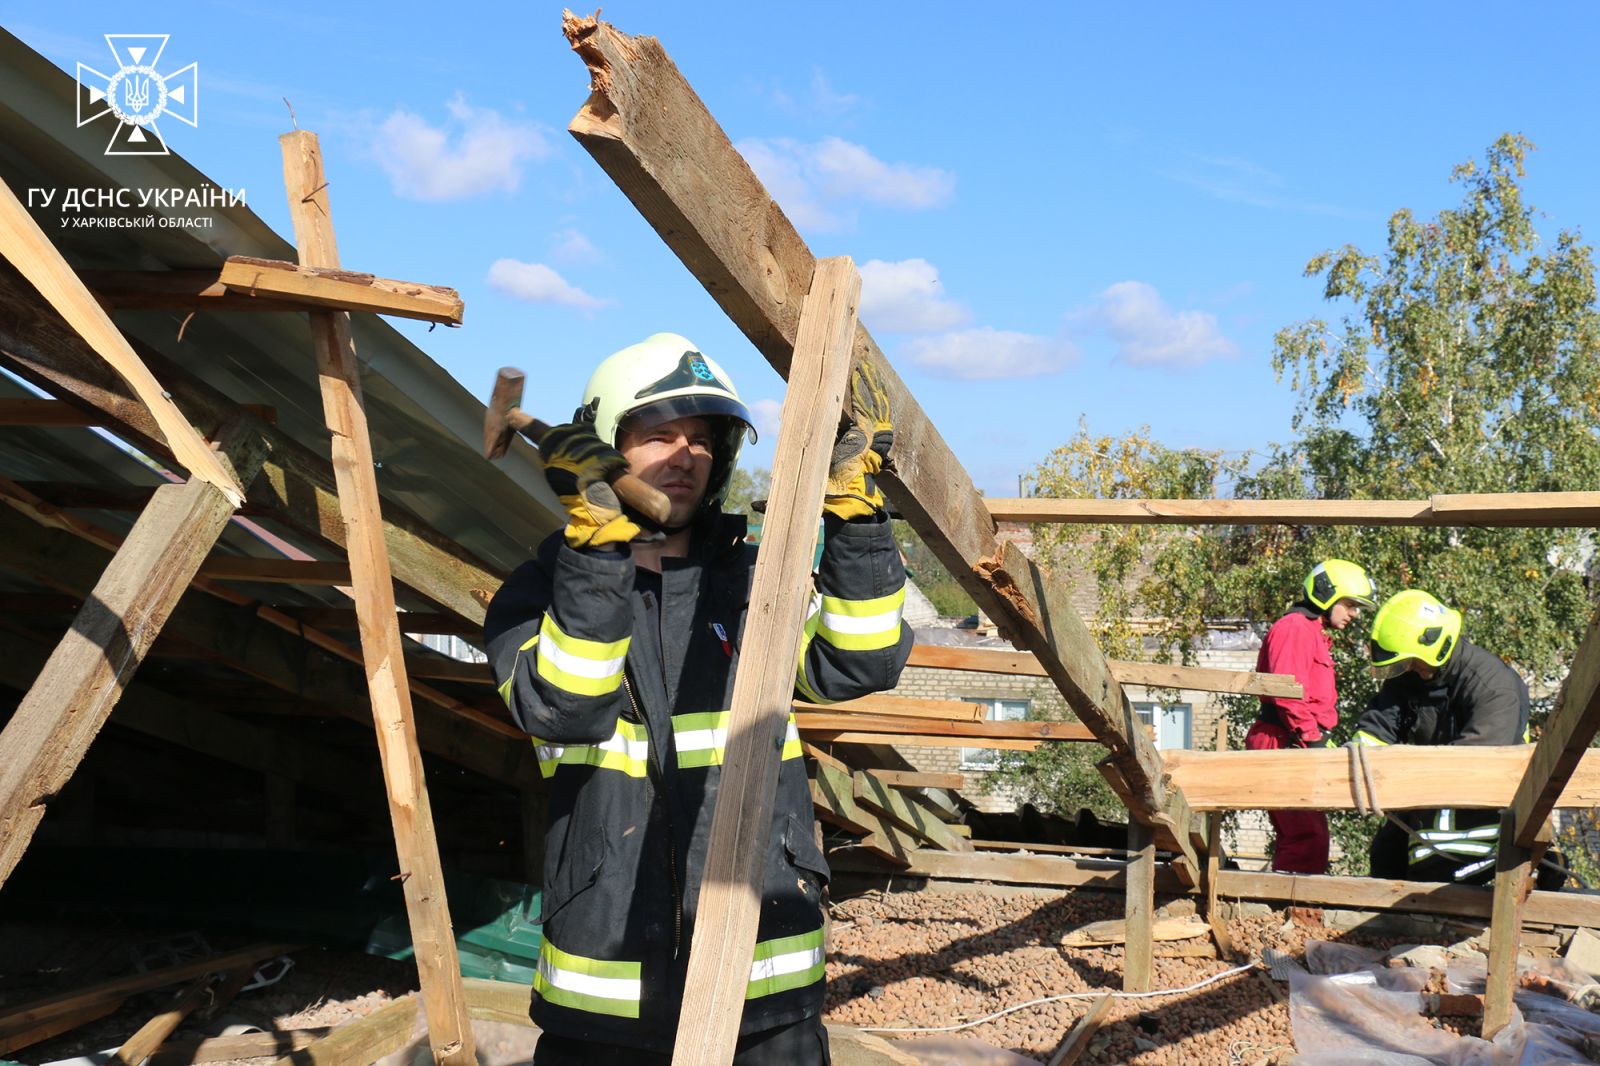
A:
[623,669,683,958]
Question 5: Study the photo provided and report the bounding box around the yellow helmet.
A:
[1304,559,1377,612]
[1368,589,1462,680]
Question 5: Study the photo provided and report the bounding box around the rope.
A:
[855,962,1258,1034]
[1346,740,1423,842]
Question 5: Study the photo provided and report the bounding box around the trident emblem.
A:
[75,35,199,156]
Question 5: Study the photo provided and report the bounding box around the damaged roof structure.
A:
[6,13,1600,1066]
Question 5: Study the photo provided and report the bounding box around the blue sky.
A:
[8,3,1600,495]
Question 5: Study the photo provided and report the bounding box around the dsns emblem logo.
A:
[688,354,716,382]
[76,35,198,156]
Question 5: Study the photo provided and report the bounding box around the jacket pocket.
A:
[537,825,607,924]
[783,813,831,890]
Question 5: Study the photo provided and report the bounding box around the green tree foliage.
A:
[1002,135,1600,872]
[893,519,978,619]
[723,466,772,518]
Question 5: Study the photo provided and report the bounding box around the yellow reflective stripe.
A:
[498,632,542,708]
[534,938,642,1018]
[745,927,825,1000]
[537,614,629,697]
[674,712,802,768]
[794,600,834,705]
[1355,731,1388,747]
[533,718,650,779]
[817,586,905,652]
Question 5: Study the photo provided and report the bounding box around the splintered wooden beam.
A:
[0,425,264,890]
[673,256,860,1065]
[0,175,243,505]
[1508,613,1600,848]
[1165,746,1600,811]
[218,256,464,325]
[562,11,1174,826]
[986,491,1600,527]
[281,129,474,1066]
[262,996,418,1066]
[908,645,1303,699]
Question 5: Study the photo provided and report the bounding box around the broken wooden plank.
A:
[0,174,242,505]
[0,999,122,1057]
[1047,994,1112,1066]
[218,255,463,325]
[794,712,1093,741]
[797,693,988,721]
[672,256,860,1065]
[560,11,1174,824]
[0,259,513,628]
[83,268,302,313]
[112,973,217,1066]
[851,771,971,852]
[907,644,1302,699]
[825,847,1189,894]
[1509,612,1600,848]
[262,996,418,1066]
[1165,746,1600,811]
[149,1028,333,1065]
[0,426,264,889]
[985,492,1600,527]
[1059,914,1209,947]
[864,769,965,790]
[281,128,474,1066]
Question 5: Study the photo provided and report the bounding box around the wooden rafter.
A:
[908,644,1304,698]
[1508,612,1600,848]
[986,491,1600,527]
[280,128,473,1065]
[0,424,264,890]
[218,256,464,324]
[671,256,860,1064]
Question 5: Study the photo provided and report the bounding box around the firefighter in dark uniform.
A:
[1355,589,1529,885]
[486,334,912,1065]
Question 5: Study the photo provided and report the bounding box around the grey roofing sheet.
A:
[0,28,563,581]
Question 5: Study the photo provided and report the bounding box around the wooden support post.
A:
[279,129,474,1066]
[1204,716,1235,958]
[671,256,860,1065]
[1484,809,1542,1038]
[0,425,263,890]
[1124,819,1156,992]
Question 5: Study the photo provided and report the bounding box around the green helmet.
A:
[575,333,755,512]
[1304,558,1378,612]
[1368,589,1462,680]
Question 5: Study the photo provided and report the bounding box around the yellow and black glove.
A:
[540,422,642,550]
[824,363,894,521]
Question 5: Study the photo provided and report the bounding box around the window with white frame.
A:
[960,697,1030,770]
[1133,701,1193,751]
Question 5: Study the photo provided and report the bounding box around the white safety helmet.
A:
[575,333,755,511]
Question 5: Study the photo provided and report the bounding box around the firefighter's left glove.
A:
[539,422,642,550]
[824,363,893,521]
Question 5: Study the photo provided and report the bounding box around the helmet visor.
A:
[619,394,756,442]
[1370,659,1414,682]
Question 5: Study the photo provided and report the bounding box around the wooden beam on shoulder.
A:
[985,491,1600,528]
[0,424,265,890]
[561,12,1174,826]
[1165,746,1600,811]
[280,128,473,1066]
[671,256,860,1066]
[218,256,464,325]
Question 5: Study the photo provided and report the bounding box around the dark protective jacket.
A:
[484,510,912,1050]
[1354,638,1530,883]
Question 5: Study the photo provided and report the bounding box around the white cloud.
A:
[1084,281,1238,367]
[901,328,1077,381]
[551,227,603,265]
[486,259,612,312]
[736,136,953,231]
[859,258,970,333]
[374,94,548,201]
[749,398,783,441]
[809,70,860,114]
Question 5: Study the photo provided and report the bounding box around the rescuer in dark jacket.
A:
[1354,590,1529,884]
[485,334,912,1064]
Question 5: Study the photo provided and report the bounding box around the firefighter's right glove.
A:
[824,362,894,521]
[539,422,642,550]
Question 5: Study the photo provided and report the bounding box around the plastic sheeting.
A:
[1289,939,1600,1065]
